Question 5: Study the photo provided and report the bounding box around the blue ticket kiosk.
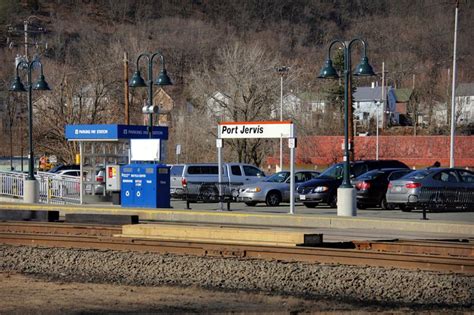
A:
[121,164,171,208]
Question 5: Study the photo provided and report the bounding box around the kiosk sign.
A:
[218,121,294,139]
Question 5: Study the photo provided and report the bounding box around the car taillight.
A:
[388,183,393,189]
[356,181,370,190]
[96,175,104,183]
[405,182,421,189]
[181,178,187,188]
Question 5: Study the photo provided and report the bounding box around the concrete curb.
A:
[1,202,473,236]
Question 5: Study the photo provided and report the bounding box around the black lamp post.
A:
[129,52,172,138]
[10,59,50,202]
[318,39,375,214]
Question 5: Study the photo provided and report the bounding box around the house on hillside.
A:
[206,91,232,120]
[153,88,174,126]
[431,102,448,126]
[271,93,302,119]
[393,88,415,126]
[353,86,397,127]
[455,83,474,125]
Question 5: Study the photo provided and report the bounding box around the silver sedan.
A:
[236,171,320,207]
[386,167,474,211]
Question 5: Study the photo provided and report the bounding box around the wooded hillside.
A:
[0,0,472,165]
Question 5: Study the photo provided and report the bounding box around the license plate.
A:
[394,186,402,192]
[299,195,306,200]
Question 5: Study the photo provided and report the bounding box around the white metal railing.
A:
[0,171,26,198]
[0,170,81,204]
[37,172,81,204]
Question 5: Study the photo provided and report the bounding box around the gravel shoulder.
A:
[1,245,472,313]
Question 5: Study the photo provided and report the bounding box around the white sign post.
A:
[218,121,296,214]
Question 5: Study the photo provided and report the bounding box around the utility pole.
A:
[381,62,385,129]
[275,66,289,171]
[449,0,459,168]
[123,52,130,125]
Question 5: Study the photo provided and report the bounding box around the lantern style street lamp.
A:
[129,51,172,138]
[318,38,375,216]
[10,59,50,203]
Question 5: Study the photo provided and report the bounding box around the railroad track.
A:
[0,222,473,274]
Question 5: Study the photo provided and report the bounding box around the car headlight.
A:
[313,186,329,193]
[246,187,261,193]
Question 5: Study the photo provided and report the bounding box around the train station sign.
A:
[218,121,294,139]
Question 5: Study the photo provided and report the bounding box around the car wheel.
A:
[245,201,257,207]
[303,202,318,208]
[380,197,394,210]
[265,191,281,207]
[329,194,337,208]
[399,204,413,212]
[200,185,219,202]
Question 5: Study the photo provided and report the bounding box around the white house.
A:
[353,86,397,126]
[271,93,302,119]
[455,83,474,125]
[206,91,232,120]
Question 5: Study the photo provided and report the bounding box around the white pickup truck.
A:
[170,163,266,200]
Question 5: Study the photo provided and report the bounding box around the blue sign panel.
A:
[65,124,168,141]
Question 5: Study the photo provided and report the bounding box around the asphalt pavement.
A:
[175,199,474,223]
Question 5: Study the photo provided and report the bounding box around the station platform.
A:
[0,199,472,242]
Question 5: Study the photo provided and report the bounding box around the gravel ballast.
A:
[0,245,472,308]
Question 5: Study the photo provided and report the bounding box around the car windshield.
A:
[319,164,343,179]
[264,172,289,183]
[400,170,430,180]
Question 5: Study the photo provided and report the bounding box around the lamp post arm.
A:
[327,40,345,59]
[135,53,150,74]
[30,59,44,75]
[15,60,28,76]
[348,38,369,57]
[151,51,165,70]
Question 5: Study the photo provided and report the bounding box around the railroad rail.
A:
[0,222,473,274]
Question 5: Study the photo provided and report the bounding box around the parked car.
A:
[48,164,80,173]
[386,167,474,211]
[55,169,82,177]
[236,170,320,207]
[297,160,410,208]
[353,168,413,209]
[176,163,266,201]
[170,164,185,198]
[84,167,106,195]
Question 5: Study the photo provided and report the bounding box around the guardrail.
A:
[0,171,81,204]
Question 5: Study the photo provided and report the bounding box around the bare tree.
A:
[187,41,279,166]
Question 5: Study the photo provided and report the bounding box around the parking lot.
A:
[171,199,474,223]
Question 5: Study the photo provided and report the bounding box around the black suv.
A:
[297,160,409,208]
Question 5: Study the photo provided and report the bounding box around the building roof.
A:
[394,88,413,102]
[456,83,474,96]
[353,86,391,102]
